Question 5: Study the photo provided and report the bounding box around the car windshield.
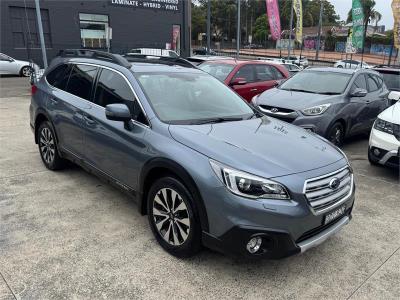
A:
[198,63,235,81]
[279,71,352,94]
[136,72,254,124]
[381,72,400,91]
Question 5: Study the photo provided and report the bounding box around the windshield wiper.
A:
[191,116,244,125]
[318,92,340,95]
[285,88,318,94]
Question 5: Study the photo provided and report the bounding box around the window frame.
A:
[351,74,367,92]
[366,74,380,92]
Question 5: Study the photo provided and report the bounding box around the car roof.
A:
[200,59,284,66]
[129,62,203,74]
[305,67,358,74]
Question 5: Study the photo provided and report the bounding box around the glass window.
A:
[271,66,285,79]
[94,69,147,124]
[367,75,379,92]
[66,64,97,100]
[198,63,235,82]
[279,70,352,94]
[79,13,109,49]
[0,53,12,61]
[381,72,400,91]
[352,74,367,91]
[46,64,71,90]
[233,65,255,82]
[255,65,274,81]
[136,72,254,124]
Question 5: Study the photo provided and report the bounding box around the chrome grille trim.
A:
[303,166,353,215]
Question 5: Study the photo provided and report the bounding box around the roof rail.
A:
[57,49,131,68]
[122,54,196,69]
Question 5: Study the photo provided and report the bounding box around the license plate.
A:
[324,205,346,225]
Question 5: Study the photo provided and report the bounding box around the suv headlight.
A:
[302,104,331,116]
[374,118,400,137]
[210,160,290,200]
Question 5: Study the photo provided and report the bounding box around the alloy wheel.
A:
[39,127,55,165]
[22,67,31,77]
[330,126,343,146]
[152,188,191,246]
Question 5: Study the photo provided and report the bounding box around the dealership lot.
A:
[0,77,399,299]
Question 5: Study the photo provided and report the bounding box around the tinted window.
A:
[352,74,367,91]
[255,65,274,81]
[198,63,235,81]
[94,69,147,124]
[271,66,285,79]
[381,72,400,91]
[367,75,379,92]
[66,64,97,100]
[233,65,255,82]
[0,53,11,61]
[46,64,71,90]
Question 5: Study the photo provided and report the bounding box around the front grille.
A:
[258,105,298,123]
[304,167,353,213]
[259,105,295,114]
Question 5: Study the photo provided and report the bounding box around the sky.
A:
[329,0,394,30]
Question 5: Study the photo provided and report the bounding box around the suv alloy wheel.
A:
[147,177,201,258]
[37,121,65,170]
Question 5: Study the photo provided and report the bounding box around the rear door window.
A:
[66,64,98,100]
[46,64,71,91]
[233,65,255,82]
[255,65,275,81]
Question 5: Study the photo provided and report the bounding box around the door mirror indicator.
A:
[105,104,131,122]
[351,88,367,97]
[230,77,247,86]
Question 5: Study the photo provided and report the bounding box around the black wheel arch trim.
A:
[139,157,209,232]
[34,109,60,146]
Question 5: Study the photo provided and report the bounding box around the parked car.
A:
[334,59,371,69]
[252,68,390,145]
[0,53,39,77]
[243,43,263,49]
[368,96,400,168]
[193,47,217,56]
[186,55,234,66]
[372,65,400,105]
[30,49,355,259]
[128,48,179,58]
[259,59,302,77]
[262,56,308,68]
[199,59,289,102]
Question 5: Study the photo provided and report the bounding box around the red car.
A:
[199,59,290,102]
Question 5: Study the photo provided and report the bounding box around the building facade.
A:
[0,0,191,67]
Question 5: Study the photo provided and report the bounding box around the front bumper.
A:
[203,202,353,259]
[369,127,400,167]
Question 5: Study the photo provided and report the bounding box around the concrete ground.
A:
[0,76,399,300]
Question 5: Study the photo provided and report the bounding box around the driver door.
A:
[0,54,15,74]
[229,64,258,102]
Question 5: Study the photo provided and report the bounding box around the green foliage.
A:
[253,15,269,42]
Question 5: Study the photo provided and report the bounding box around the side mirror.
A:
[230,77,247,86]
[105,103,131,122]
[388,91,400,102]
[350,88,368,97]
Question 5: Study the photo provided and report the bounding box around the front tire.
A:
[20,66,32,77]
[37,121,66,170]
[327,122,345,146]
[147,177,202,258]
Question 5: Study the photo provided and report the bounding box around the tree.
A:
[253,15,269,43]
[192,3,206,41]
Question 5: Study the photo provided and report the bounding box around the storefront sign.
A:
[110,0,180,11]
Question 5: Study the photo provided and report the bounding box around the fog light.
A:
[373,148,380,156]
[246,237,262,254]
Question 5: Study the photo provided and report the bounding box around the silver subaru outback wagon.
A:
[30,50,355,259]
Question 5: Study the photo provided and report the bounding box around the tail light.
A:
[31,84,37,95]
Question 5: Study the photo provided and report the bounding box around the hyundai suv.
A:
[30,50,355,259]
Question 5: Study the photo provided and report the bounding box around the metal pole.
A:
[207,0,211,55]
[236,0,241,58]
[34,0,48,68]
[315,0,323,60]
[288,0,294,59]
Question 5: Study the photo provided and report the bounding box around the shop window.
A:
[79,13,109,49]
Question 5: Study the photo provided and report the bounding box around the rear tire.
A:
[37,121,66,170]
[147,177,202,258]
[327,122,345,146]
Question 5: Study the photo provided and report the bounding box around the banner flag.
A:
[352,0,365,49]
[293,0,303,44]
[392,0,400,49]
[266,0,281,41]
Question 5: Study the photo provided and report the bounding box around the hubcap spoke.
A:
[176,217,190,227]
[175,221,188,241]
[40,128,55,164]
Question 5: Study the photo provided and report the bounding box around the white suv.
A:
[368,92,400,168]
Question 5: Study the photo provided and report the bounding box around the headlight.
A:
[302,104,331,116]
[374,118,400,136]
[210,160,290,200]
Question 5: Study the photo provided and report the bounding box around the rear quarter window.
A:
[46,64,71,90]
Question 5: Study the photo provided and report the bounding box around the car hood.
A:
[256,88,341,111]
[379,101,400,125]
[169,117,344,178]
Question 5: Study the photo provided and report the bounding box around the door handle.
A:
[250,88,258,92]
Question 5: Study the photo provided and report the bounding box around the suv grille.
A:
[304,167,353,214]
